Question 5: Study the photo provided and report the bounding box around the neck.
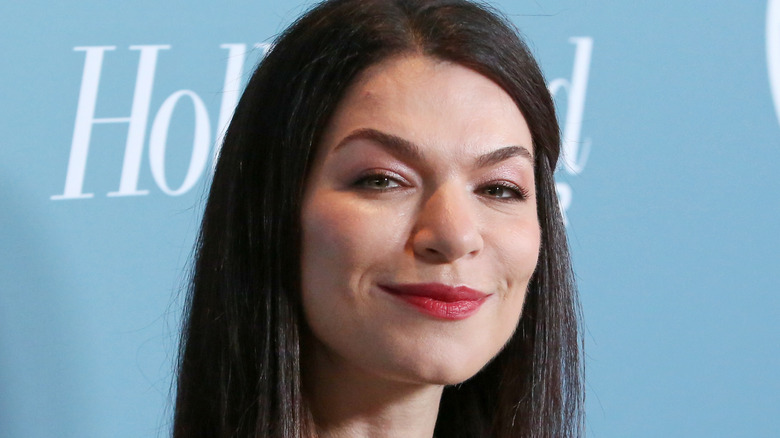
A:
[303,343,443,438]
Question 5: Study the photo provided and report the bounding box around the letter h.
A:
[52,45,169,199]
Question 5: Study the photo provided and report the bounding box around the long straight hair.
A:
[174,1,583,436]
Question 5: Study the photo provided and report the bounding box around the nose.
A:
[411,184,484,263]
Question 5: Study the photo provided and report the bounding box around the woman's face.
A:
[300,55,540,386]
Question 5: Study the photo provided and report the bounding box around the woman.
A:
[174,0,583,437]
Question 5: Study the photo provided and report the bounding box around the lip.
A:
[379,283,489,320]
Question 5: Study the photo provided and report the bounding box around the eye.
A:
[479,182,529,201]
[353,173,404,190]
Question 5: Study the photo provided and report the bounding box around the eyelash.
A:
[352,172,529,202]
[479,181,530,202]
[352,172,406,190]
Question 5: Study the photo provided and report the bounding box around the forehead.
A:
[320,54,533,159]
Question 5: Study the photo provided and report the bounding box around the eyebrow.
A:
[335,128,424,162]
[334,127,533,168]
[474,145,533,168]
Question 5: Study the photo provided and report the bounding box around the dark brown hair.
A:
[174,1,583,436]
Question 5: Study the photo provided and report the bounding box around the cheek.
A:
[299,194,413,374]
[300,194,405,306]
[302,191,413,264]
[300,195,365,349]
[495,220,540,326]
[497,217,541,288]
[301,197,363,289]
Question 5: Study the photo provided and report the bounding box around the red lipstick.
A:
[380,283,489,320]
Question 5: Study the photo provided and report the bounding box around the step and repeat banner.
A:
[1,1,778,436]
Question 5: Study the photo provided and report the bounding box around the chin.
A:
[385,348,495,387]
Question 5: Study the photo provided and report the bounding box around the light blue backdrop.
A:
[1,1,778,436]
